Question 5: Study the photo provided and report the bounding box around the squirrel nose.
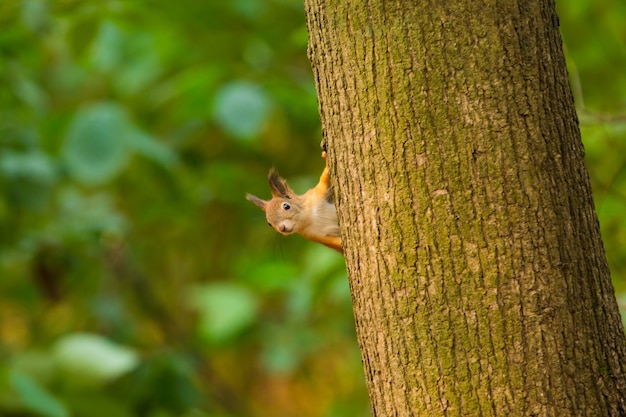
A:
[278,223,293,234]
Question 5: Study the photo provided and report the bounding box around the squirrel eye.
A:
[282,203,291,210]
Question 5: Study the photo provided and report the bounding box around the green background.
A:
[0,1,624,416]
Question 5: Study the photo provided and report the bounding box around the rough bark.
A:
[304,0,626,416]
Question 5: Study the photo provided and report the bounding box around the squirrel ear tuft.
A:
[246,194,267,211]
[268,168,293,198]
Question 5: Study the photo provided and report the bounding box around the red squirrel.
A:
[246,151,343,254]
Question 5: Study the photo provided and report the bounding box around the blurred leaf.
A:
[90,21,124,72]
[90,21,163,94]
[62,102,133,185]
[0,150,56,209]
[261,337,300,374]
[0,150,56,183]
[243,38,274,70]
[260,325,320,374]
[127,129,178,168]
[20,0,50,33]
[189,283,258,344]
[114,32,162,95]
[285,277,313,320]
[62,102,175,184]
[54,188,127,237]
[13,72,48,113]
[52,333,139,387]
[213,81,272,140]
[9,370,69,417]
[231,0,265,20]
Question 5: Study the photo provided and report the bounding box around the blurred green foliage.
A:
[0,1,624,416]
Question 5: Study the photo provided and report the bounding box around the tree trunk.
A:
[304,0,626,416]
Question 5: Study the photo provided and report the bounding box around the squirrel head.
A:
[246,168,303,235]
